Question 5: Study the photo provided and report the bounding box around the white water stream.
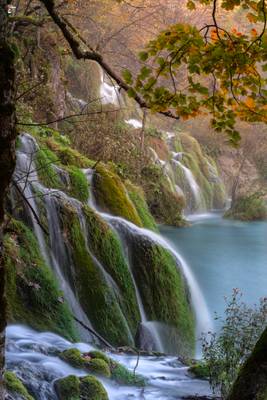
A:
[6,325,213,400]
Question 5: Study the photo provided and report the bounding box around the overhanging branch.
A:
[38,0,179,120]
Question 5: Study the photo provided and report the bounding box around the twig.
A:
[73,316,114,349]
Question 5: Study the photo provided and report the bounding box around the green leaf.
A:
[139,51,149,62]
[122,69,133,84]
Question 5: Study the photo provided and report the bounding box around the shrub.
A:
[224,192,267,221]
[201,289,267,399]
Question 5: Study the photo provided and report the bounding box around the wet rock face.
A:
[135,323,157,352]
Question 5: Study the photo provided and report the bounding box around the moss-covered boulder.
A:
[59,348,146,386]
[67,166,89,202]
[59,202,134,346]
[4,219,77,341]
[83,205,140,335]
[5,371,34,400]
[126,234,195,356]
[55,374,108,400]
[125,181,158,231]
[141,164,187,227]
[60,348,111,377]
[110,360,146,386]
[93,164,143,226]
[227,328,267,400]
[224,193,267,221]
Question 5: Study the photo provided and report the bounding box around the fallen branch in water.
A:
[73,316,115,350]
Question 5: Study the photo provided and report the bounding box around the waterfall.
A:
[125,119,142,129]
[98,213,213,339]
[13,134,212,356]
[14,135,95,341]
[84,169,213,352]
[83,169,164,353]
[172,158,202,211]
[100,70,119,105]
[6,325,213,400]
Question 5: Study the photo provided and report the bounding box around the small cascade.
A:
[13,134,213,357]
[13,135,95,342]
[6,325,213,400]
[125,119,142,129]
[83,169,164,353]
[84,169,213,352]
[98,213,213,341]
[100,70,119,105]
[172,158,203,211]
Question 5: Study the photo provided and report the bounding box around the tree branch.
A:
[38,0,179,120]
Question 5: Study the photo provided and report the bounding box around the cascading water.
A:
[6,325,213,400]
[13,134,94,341]
[100,70,119,105]
[84,168,213,353]
[6,133,217,399]
[98,213,213,341]
[83,168,164,353]
[171,156,202,211]
[125,119,143,129]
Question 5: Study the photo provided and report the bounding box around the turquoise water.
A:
[160,213,267,332]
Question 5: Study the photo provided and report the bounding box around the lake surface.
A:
[160,213,267,333]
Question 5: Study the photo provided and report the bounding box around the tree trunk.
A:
[228,328,267,400]
[0,1,17,398]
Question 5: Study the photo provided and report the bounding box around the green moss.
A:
[129,239,195,356]
[60,204,134,346]
[224,193,267,221]
[5,371,34,400]
[93,164,143,226]
[55,375,80,400]
[60,349,110,377]
[141,164,186,226]
[45,138,92,168]
[125,181,158,232]
[4,219,77,341]
[228,328,267,400]
[55,375,109,400]
[86,359,111,378]
[35,148,62,189]
[89,351,110,365]
[80,376,108,400]
[68,166,89,202]
[60,348,85,368]
[83,205,140,336]
[110,361,146,386]
[189,361,209,379]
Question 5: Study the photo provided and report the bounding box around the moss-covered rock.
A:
[88,351,110,365]
[55,374,108,400]
[227,328,267,400]
[83,205,140,336]
[141,164,187,227]
[35,147,62,189]
[5,371,34,400]
[80,376,108,400]
[125,181,158,232]
[189,361,209,379]
[55,375,80,400]
[4,219,77,341]
[68,166,89,202]
[86,359,111,378]
[110,360,146,386]
[60,348,85,368]
[93,164,143,226]
[127,235,195,356]
[59,348,145,387]
[224,193,267,221]
[59,202,134,346]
